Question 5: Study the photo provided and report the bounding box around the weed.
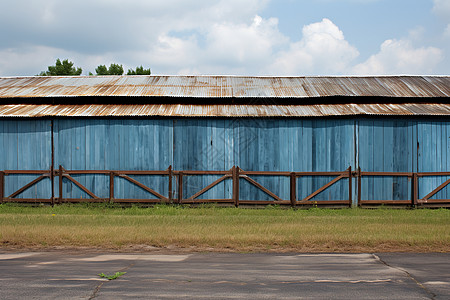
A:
[98,272,126,280]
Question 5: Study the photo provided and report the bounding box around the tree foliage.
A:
[39,59,82,76]
[38,60,151,76]
[127,66,151,75]
[94,63,124,75]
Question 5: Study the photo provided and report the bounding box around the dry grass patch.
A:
[0,204,448,252]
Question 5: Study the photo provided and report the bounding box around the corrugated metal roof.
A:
[1,103,450,117]
[0,75,449,98]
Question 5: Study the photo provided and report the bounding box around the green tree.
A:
[95,63,124,75]
[127,66,151,75]
[95,65,108,75]
[39,59,82,76]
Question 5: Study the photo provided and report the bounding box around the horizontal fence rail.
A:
[357,169,415,206]
[0,166,449,207]
[0,170,53,203]
[56,166,173,204]
[415,172,450,205]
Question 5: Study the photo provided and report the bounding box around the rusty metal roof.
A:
[1,103,450,117]
[0,75,449,117]
[0,75,449,98]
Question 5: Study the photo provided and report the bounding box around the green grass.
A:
[0,203,448,252]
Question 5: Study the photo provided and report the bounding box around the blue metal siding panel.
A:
[0,119,51,199]
[431,123,438,196]
[393,120,412,200]
[447,123,450,199]
[234,119,354,201]
[54,119,173,200]
[173,119,235,200]
[300,120,312,199]
[307,119,353,201]
[358,119,415,201]
[383,121,394,200]
[126,119,171,199]
[417,120,450,200]
[359,119,371,201]
[445,124,450,199]
[279,120,290,199]
[235,119,277,200]
[418,121,430,199]
[5,122,18,196]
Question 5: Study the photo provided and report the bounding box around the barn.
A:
[0,75,449,207]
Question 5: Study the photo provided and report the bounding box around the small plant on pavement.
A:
[98,272,126,280]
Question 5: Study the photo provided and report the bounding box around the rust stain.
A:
[1,103,450,118]
[0,75,448,99]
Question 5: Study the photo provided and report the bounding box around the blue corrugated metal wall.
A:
[53,119,173,199]
[0,119,52,199]
[1,117,449,203]
[173,119,233,200]
[358,119,417,201]
[417,120,450,200]
[234,119,354,201]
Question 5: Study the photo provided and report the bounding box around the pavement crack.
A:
[88,263,135,300]
[89,281,105,300]
[372,254,437,300]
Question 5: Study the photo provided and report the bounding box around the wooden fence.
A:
[1,166,450,207]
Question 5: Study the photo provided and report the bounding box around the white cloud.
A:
[145,15,288,75]
[268,18,359,75]
[0,45,118,76]
[353,39,443,75]
[0,0,273,75]
[147,17,362,75]
[205,16,287,66]
[0,0,269,54]
[433,0,450,19]
[0,1,446,76]
[0,46,71,76]
[149,35,201,74]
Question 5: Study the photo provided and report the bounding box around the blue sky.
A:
[0,0,448,76]
[262,1,437,57]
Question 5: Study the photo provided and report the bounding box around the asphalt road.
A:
[0,251,448,299]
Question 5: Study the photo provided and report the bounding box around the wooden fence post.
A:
[0,171,4,204]
[232,166,239,207]
[290,172,296,207]
[178,171,183,204]
[168,166,173,203]
[348,166,352,207]
[58,165,63,204]
[357,167,361,207]
[109,171,115,202]
[50,166,54,206]
[413,173,418,206]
